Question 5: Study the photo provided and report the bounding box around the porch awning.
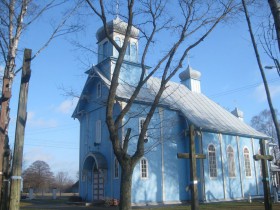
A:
[83,152,108,170]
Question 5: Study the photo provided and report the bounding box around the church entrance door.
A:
[93,169,104,201]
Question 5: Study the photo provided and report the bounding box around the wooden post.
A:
[178,125,206,210]
[253,139,274,210]
[8,49,32,210]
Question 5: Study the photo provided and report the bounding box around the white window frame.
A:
[208,144,217,178]
[114,157,119,179]
[243,147,252,177]
[227,145,236,178]
[95,120,101,144]
[140,158,148,179]
[97,82,102,98]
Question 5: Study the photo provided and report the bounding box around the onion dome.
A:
[96,17,139,42]
[179,65,201,81]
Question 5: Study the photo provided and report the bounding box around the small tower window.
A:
[98,44,103,62]
[115,37,121,46]
[125,41,130,56]
[103,41,109,60]
[114,37,121,57]
[140,158,148,179]
[97,82,101,98]
[130,42,137,61]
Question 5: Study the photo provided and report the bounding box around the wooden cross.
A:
[253,139,274,210]
[177,124,206,210]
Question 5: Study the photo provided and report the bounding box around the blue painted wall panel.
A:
[238,137,258,197]
[221,135,242,199]
[203,132,224,201]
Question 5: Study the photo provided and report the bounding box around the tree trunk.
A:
[268,0,280,52]
[242,0,280,148]
[119,165,133,210]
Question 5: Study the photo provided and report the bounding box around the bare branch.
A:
[29,2,82,64]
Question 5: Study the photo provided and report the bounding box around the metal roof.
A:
[90,67,269,139]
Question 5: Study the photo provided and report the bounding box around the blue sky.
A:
[5,2,280,180]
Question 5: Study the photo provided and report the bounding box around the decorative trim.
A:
[218,133,226,199]
[236,136,244,197]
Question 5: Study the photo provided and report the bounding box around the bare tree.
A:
[268,0,280,52]
[84,0,241,209]
[251,109,280,163]
[0,0,80,205]
[55,171,74,196]
[251,109,279,140]
[22,160,54,195]
[242,0,280,150]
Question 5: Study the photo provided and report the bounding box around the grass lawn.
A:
[20,197,280,210]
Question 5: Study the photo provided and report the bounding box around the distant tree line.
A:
[22,160,75,196]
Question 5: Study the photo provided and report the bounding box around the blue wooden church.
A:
[72,18,270,205]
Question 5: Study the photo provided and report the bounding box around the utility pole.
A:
[9,49,32,210]
[178,125,206,210]
[1,135,11,210]
[254,139,274,210]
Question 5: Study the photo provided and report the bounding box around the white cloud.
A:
[27,111,58,128]
[254,84,280,102]
[270,85,280,97]
[56,98,78,114]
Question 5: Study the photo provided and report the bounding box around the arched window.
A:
[208,145,217,178]
[227,146,236,177]
[243,148,252,177]
[114,158,119,179]
[98,44,103,62]
[140,158,148,179]
[103,41,109,60]
[97,82,101,98]
[125,41,130,56]
[115,37,121,46]
[114,37,121,57]
[130,42,137,61]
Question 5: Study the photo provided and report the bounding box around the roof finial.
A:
[116,0,119,19]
